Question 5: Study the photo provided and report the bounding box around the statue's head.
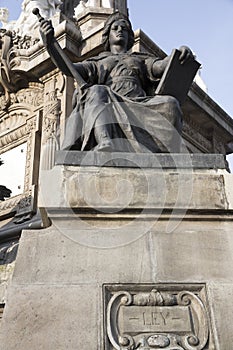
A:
[102,12,135,51]
[0,8,9,23]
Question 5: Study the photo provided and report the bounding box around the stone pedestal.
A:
[0,154,233,349]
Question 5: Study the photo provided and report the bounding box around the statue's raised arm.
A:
[34,8,88,90]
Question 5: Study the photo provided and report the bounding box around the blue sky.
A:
[128,0,233,117]
[1,0,233,169]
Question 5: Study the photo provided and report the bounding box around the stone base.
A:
[1,217,233,349]
[1,155,233,349]
[40,153,232,212]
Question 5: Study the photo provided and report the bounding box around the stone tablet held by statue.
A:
[155,49,201,105]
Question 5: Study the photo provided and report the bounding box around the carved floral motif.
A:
[11,33,39,50]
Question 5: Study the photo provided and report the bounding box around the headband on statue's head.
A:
[102,11,135,51]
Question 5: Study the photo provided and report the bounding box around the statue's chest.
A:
[99,56,144,77]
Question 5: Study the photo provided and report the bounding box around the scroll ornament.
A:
[107,289,210,350]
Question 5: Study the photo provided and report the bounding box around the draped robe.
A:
[62,51,183,153]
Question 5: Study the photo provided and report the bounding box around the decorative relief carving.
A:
[182,118,212,153]
[0,81,43,222]
[0,124,27,147]
[0,28,41,111]
[0,86,43,113]
[41,75,62,169]
[14,193,34,224]
[0,113,26,136]
[212,130,225,154]
[43,112,60,144]
[0,112,41,221]
[0,86,43,166]
[43,75,61,126]
[0,31,28,109]
[24,119,38,194]
[0,186,34,221]
[15,86,44,107]
[0,195,22,216]
[0,95,11,111]
[105,285,213,350]
[11,33,39,50]
[41,112,60,169]
[0,114,37,151]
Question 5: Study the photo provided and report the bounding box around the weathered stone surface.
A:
[1,220,231,349]
[151,223,233,282]
[0,162,231,349]
[208,284,233,348]
[12,227,152,285]
[39,164,233,211]
[0,284,99,350]
[10,221,233,287]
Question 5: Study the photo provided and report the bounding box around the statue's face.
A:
[109,19,129,49]
[0,8,9,22]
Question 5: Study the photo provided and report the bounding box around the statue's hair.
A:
[102,12,135,51]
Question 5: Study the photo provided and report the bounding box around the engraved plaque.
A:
[104,284,215,350]
[119,306,192,334]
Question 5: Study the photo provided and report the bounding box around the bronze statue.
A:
[38,12,194,152]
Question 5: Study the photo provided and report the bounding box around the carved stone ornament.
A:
[0,86,43,221]
[40,73,63,169]
[105,285,214,350]
[0,30,40,110]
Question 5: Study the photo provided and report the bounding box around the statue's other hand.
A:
[39,19,55,47]
[178,45,195,64]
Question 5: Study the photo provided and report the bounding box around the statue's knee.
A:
[165,96,180,109]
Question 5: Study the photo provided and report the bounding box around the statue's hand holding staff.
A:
[32,8,54,46]
[33,8,89,91]
[39,19,55,47]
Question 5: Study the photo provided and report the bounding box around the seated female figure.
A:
[40,12,194,153]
